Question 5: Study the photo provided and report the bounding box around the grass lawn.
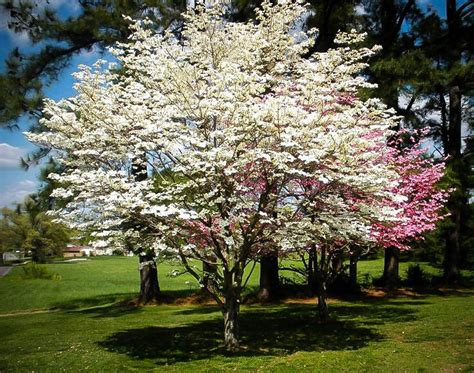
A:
[0,257,473,371]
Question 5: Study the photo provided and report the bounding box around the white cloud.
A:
[77,43,100,61]
[0,0,81,47]
[354,4,367,16]
[46,0,81,13]
[0,3,32,47]
[0,143,25,168]
[0,179,37,208]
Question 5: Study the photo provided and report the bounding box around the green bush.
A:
[360,273,373,288]
[21,264,61,280]
[405,264,429,288]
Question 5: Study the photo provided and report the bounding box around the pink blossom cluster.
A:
[372,136,449,250]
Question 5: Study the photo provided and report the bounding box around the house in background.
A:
[2,251,22,263]
[63,245,95,257]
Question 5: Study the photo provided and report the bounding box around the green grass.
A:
[0,256,473,371]
[0,257,198,313]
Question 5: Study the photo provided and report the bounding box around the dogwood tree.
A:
[374,135,449,286]
[299,133,448,319]
[28,0,407,350]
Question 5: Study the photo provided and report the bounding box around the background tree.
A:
[0,206,30,258]
[0,199,70,263]
[1,0,186,132]
[409,0,473,283]
[360,0,423,285]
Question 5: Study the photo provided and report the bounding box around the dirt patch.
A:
[363,288,422,298]
[362,287,474,299]
[120,293,217,307]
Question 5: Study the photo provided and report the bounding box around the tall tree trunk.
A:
[447,85,462,157]
[444,200,461,284]
[444,85,463,284]
[383,246,400,288]
[329,251,348,293]
[139,253,161,304]
[258,254,279,302]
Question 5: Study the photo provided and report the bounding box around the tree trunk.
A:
[314,251,329,321]
[139,253,161,304]
[444,210,461,284]
[443,85,463,284]
[131,157,161,303]
[331,253,343,274]
[258,254,279,302]
[349,254,358,289]
[329,252,348,293]
[444,164,462,284]
[223,296,239,352]
[315,273,328,321]
[308,247,317,295]
[383,246,400,288]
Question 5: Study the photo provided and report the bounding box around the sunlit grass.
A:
[0,256,473,371]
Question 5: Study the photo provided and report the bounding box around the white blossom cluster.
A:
[27,0,402,280]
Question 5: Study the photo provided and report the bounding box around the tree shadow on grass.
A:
[72,303,145,318]
[98,302,418,365]
[51,293,138,311]
[329,301,422,326]
[50,289,199,313]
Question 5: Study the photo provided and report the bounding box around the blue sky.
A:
[0,0,98,207]
[0,0,453,207]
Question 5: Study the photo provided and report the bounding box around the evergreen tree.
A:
[0,199,70,263]
[1,0,186,131]
[409,0,473,283]
[359,0,419,287]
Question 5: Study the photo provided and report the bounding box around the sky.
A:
[0,0,456,208]
[0,0,98,207]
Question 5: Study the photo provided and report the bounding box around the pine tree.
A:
[410,0,473,283]
[0,0,186,130]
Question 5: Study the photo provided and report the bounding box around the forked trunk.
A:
[202,261,217,291]
[223,296,240,352]
[139,254,161,304]
[383,246,400,288]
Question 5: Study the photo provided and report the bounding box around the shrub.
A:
[21,264,61,280]
[360,273,374,288]
[405,264,429,288]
